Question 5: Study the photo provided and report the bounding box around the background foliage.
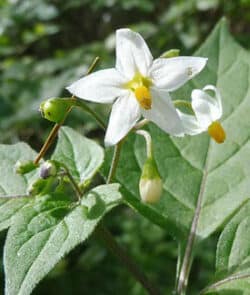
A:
[1,0,250,294]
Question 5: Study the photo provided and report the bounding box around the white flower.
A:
[177,85,226,143]
[67,29,208,146]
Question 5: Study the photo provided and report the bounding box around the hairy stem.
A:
[61,165,82,201]
[176,142,211,294]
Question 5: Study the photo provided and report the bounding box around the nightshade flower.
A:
[177,85,225,143]
[67,29,208,146]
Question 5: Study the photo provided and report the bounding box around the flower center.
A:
[125,73,153,110]
[135,86,152,110]
[207,121,226,143]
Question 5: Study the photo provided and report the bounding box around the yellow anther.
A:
[208,121,226,144]
[135,86,152,110]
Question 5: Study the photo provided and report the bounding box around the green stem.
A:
[134,118,149,130]
[34,123,63,164]
[106,140,123,184]
[74,99,106,129]
[61,165,82,202]
[135,130,152,158]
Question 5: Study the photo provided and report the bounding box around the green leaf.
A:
[4,184,122,295]
[103,19,250,240]
[201,200,250,294]
[0,143,38,231]
[52,126,104,185]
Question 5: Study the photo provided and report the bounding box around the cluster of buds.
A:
[16,159,61,197]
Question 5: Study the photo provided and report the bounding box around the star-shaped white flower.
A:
[177,85,226,143]
[67,28,208,146]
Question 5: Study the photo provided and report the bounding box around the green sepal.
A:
[160,49,180,58]
[15,160,38,175]
[141,157,161,180]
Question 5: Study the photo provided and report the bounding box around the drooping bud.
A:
[39,160,58,179]
[15,160,38,175]
[160,49,180,58]
[139,157,163,204]
[136,130,163,204]
[40,98,74,123]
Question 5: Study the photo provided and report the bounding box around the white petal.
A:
[203,85,223,119]
[177,110,205,135]
[141,88,185,136]
[66,68,126,103]
[116,29,153,80]
[104,92,141,146]
[192,88,221,128]
[150,57,208,91]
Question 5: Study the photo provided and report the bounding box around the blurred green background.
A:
[0,0,250,294]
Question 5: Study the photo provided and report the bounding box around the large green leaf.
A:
[0,143,38,230]
[103,19,250,240]
[52,126,104,185]
[201,200,250,294]
[4,184,122,295]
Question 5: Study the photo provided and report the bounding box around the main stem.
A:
[176,143,211,294]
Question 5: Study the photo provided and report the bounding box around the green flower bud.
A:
[15,160,38,175]
[139,157,163,204]
[160,49,180,58]
[40,98,74,123]
[28,177,59,196]
[39,160,58,179]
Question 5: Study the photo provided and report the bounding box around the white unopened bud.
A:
[39,161,58,179]
[139,157,163,204]
[139,177,162,203]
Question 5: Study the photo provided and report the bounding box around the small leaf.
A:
[4,184,121,295]
[0,143,38,230]
[52,126,104,185]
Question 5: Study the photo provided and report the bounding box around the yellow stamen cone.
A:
[135,86,152,110]
[208,121,226,143]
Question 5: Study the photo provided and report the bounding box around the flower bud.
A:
[39,160,58,179]
[15,160,38,175]
[160,49,180,58]
[40,98,73,123]
[28,177,59,196]
[139,157,163,204]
